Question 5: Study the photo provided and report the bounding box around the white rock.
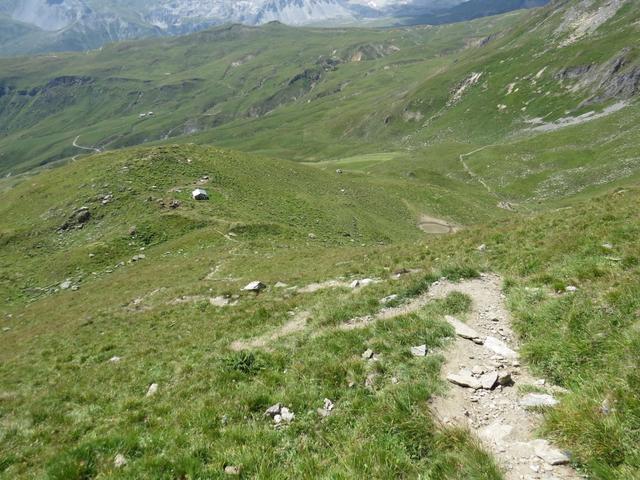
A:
[565,285,578,293]
[280,407,295,423]
[480,371,498,390]
[146,383,158,397]
[114,454,127,468]
[243,281,266,292]
[411,344,427,357]
[274,282,288,288]
[484,336,518,359]
[192,188,209,200]
[108,356,122,363]
[60,280,72,290]
[519,393,558,408]
[447,372,482,389]
[380,294,399,304]
[350,278,375,288]
[362,349,374,360]
[446,315,482,341]
[532,439,571,465]
[477,244,487,252]
[224,465,241,475]
[210,296,232,307]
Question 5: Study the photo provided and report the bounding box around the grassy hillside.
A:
[1,1,640,478]
[1,142,639,478]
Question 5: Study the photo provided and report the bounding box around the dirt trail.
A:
[227,274,582,478]
[230,311,311,351]
[429,274,581,480]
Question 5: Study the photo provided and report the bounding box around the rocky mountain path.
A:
[429,273,582,480]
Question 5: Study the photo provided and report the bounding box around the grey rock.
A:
[114,454,127,468]
[446,315,482,341]
[497,371,513,386]
[361,349,374,360]
[350,278,375,288]
[380,294,399,304]
[224,465,241,475]
[411,344,427,357]
[279,407,295,423]
[532,439,571,465]
[479,421,513,444]
[484,336,518,359]
[520,393,558,408]
[265,403,282,417]
[192,188,209,200]
[447,372,481,389]
[243,281,266,292]
[146,383,158,397]
[480,371,498,390]
[60,280,72,290]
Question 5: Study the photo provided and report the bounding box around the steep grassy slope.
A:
[1,143,639,478]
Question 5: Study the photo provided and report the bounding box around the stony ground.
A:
[428,274,582,480]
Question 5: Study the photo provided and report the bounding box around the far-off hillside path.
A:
[429,274,582,480]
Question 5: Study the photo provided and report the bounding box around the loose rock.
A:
[519,393,558,408]
[532,439,571,465]
[114,454,127,468]
[411,344,428,357]
[484,336,518,359]
[224,465,241,475]
[447,372,482,389]
[446,315,482,342]
[146,383,158,397]
[243,281,266,292]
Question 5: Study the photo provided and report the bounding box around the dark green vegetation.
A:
[1,0,640,478]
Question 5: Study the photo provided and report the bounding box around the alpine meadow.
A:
[1,0,639,479]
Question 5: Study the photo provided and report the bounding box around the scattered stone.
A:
[497,371,513,386]
[477,244,487,252]
[59,207,91,231]
[265,403,282,418]
[480,371,499,390]
[601,243,614,250]
[519,393,558,408]
[192,188,209,200]
[146,383,159,397]
[350,278,375,288]
[446,315,482,342]
[60,280,72,290]
[361,349,374,360]
[274,282,288,288]
[318,398,334,417]
[108,356,122,363]
[532,439,571,465]
[484,336,518,359]
[114,454,127,468]
[131,254,146,262]
[224,465,241,475]
[447,372,482,390]
[411,344,428,357]
[169,199,181,209]
[336,169,343,174]
[279,407,295,423]
[565,285,578,293]
[243,281,266,292]
[380,294,399,304]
